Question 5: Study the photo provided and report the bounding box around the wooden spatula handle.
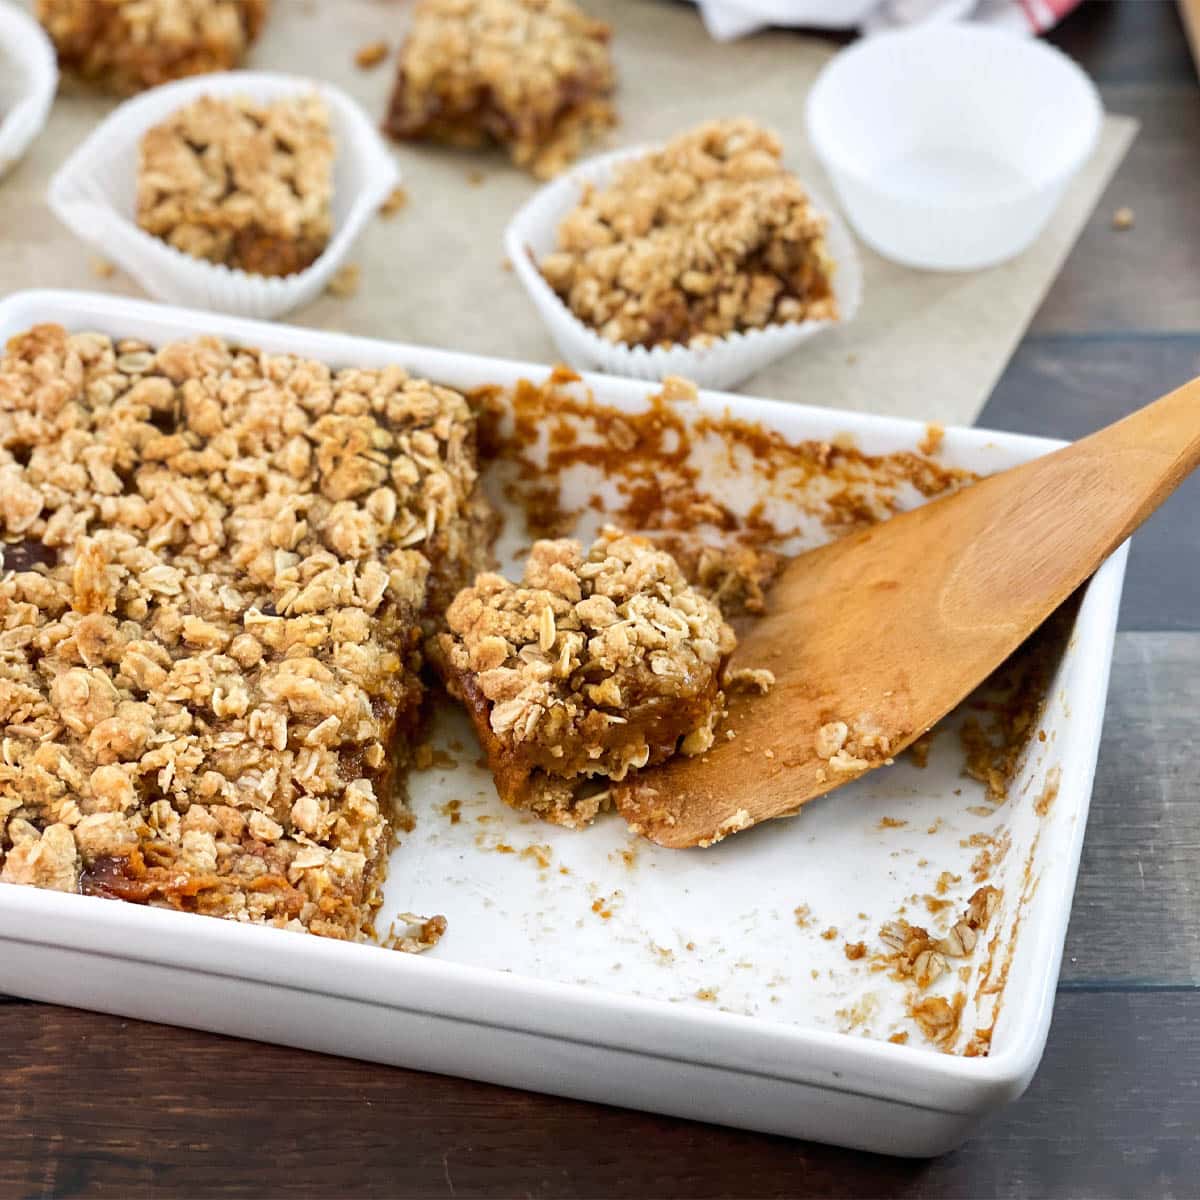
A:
[938,374,1200,633]
[1072,374,1200,533]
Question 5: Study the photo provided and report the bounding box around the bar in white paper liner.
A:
[0,3,58,180]
[504,145,862,391]
[47,71,400,320]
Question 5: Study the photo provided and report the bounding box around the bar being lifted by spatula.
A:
[615,375,1200,848]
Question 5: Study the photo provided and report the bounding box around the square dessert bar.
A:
[434,530,736,828]
[0,324,491,940]
[137,93,334,278]
[37,0,268,95]
[384,0,616,179]
[539,118,839,348]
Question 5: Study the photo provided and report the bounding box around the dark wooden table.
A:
[4,3,1199,1197]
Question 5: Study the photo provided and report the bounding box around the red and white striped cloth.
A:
[695,0,1084,42]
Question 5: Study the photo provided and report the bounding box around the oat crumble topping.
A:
[434,527,735,828]
[384,0,616,179]
[37,0,268,95]
[0,324,490,941]
[539,118,838,348]
[136,93,334,278]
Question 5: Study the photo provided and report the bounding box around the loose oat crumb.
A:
[844,941,867,960]
[918,423,945,457]
[935,871,961,895]
[385,913,448,953]
[793,903,812,928]
[820,926,837,940]
[466,169,486,187]
[380,186,409,218]
[910,992,966,1051]
[878,816,907,830]
[723,666,775,695]
[695,987,718,1002]
[327,264,362,299]
[414,744,436,770]
[90,258,116,280]
[355,39,390,69]
[888,1031,909,1045]
[1113,206,1135,230]
[816,715,892,774]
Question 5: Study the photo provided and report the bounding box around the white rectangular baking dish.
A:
[0,289,1127,1157]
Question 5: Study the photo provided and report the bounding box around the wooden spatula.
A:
[615,376,1200,849]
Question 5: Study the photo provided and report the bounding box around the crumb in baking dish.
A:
[136,92,334,278]
[0,324,493,941]
[432,527,736,828]
[37,0,268,95]
[383,0,616,179]
[355,39,389,70]
[538,118,838,348]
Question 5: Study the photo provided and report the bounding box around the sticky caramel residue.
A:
[474,371,974,555]
[1034,767,1062,816]
[520,843,552,870]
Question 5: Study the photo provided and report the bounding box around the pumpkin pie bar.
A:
[384,0,616,179]
[539,118,839,347]
[433,529,736,828]
[0,324,492,940]
[136,93,334,277]
[37,0,268,95]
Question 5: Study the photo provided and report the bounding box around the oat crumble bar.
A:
[433,529,736,828]
[384,0,616,179]
[37,0,268,96]
[0,324,492,940]
[540,118,838,348]
[136,93,334,278]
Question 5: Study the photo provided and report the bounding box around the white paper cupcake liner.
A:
[0,2,58,180]
[47,71,400,320]
[505,145,863,391]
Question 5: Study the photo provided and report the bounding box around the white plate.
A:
[0,289,1127,1157]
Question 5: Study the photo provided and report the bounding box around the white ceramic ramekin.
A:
[47,71,400,318]
[0,1,58,180]
[806,24,1102,271]
[505,145,862,391]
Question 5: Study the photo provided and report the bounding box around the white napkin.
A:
[696,0,1082,41]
